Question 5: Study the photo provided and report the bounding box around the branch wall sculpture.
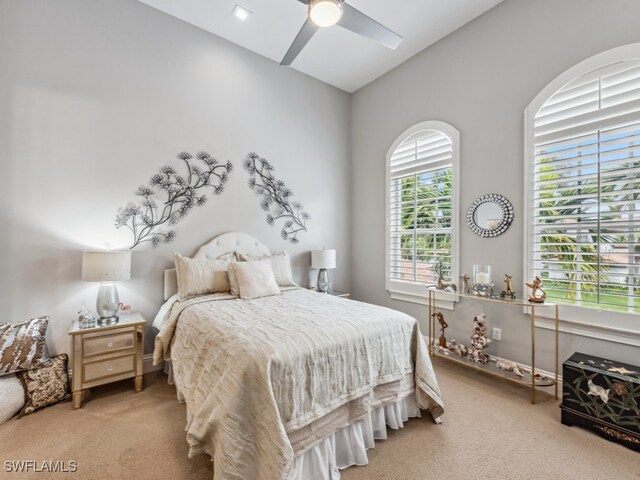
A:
[115,151,233,249]
[244,152,310,244]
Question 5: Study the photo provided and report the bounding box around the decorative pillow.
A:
[230,260,281,300]
[0,374,25,424]
[174,253,232,300]
[0,316,50,376]
[228,262,240,297]
[17,354,70,417]
[237,252,296,287]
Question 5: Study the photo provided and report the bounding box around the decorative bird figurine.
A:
[607,366,638,376]
[587,379,610,403]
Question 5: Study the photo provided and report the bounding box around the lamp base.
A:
[96,316,120,326]
[96,282,120,323]
[317,268,332,294]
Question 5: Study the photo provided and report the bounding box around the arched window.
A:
[525,44,640,319]
[386,121,459,304]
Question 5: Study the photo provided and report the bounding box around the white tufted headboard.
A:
[163,232,271,300]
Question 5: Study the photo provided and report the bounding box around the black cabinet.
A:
[560,352,640,452]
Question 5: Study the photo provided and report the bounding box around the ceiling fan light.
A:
[309,0,343,28]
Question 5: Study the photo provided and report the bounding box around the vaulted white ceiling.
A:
[137,0,503,92]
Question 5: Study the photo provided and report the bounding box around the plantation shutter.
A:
[532,60,640,313]
[388,130,454,287]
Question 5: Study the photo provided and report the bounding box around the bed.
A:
[153,232,444,480]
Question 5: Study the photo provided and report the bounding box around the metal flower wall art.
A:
[244,152,310,244]
[116,152,233,248]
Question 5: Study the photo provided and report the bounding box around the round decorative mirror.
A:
[467,194,514,237]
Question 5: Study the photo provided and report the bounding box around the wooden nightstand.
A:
[69,313,145,409]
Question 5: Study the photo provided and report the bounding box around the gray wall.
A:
[0,0,351,356]
[351,0,640,371]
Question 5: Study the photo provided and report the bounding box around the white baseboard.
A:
[144,353,164,374]
[424,335,562,389]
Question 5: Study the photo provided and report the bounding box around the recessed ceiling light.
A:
[232,4,252,21]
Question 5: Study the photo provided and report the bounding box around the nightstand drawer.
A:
[83,330,135,358]
[83,355,135,383]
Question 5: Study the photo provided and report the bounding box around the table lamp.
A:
[82,250,131,325]
[311,249,336,293]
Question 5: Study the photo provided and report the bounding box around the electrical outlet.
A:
[492,327,502,341]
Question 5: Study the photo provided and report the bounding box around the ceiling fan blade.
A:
[281,18,319,66]
[338,3,402,50]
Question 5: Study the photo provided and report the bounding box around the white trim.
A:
[523,43,640,331]
[385,120,460,303]
[389,289,455,310]
[534,314,640,347]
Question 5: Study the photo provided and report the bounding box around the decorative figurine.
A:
[469,314,491,364]
[460,274,471,295]
[454,343,468,358]
[119,303,132,313]
[496,360,524,377]
[434,261,457,292]
[500,274,516,300]
[78,303,96,329]
[432,312,448,348]
[526,276,547,303]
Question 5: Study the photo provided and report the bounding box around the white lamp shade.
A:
[311,249,336,269]
[82,251,131,282]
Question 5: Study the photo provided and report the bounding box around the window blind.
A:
[532,60,640,313]
[388,130,454,286]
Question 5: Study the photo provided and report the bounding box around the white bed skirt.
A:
[164,363,421,479]
[289,395,420,479]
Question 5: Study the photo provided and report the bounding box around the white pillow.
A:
[230,260,281,300]
[174,253,232,300]
[237,251,296,287]
[0,374,25,424]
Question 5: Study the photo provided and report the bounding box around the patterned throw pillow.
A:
[0,316,50,376]
[17,354,70,417]
[230,260,281,300]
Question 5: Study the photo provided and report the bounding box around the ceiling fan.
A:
[281,0,403,66]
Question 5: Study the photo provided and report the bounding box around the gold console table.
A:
[428,288,559,404]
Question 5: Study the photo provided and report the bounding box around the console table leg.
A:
[531,306,536,404]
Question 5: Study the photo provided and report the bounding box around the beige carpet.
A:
[1,359,638,480]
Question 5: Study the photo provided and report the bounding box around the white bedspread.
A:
[153,289,444,480]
